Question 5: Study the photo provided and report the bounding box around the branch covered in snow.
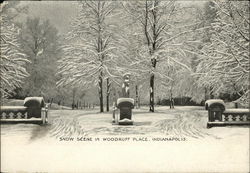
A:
[0,2,30,98]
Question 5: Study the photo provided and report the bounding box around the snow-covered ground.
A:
[1,106,249,172]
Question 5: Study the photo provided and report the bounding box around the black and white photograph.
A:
[0,0,249,172]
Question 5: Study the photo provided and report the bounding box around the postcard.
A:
[1,1,249,172]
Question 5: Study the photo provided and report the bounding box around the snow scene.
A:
[1,1,249,173]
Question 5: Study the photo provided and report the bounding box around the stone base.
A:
[0,118,45,124]
[207,121,250,128]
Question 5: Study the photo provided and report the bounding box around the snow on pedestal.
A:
[117,98,134,106]
[24,97,45,107]
[224,109,250,113]
[205,99,225,110]
[0,106,27,110]
[118,118,133,125]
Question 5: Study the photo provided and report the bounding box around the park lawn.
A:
[1,106,249,172]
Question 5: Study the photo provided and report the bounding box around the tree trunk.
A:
[170,87,173,109]
[205,87,207,101]
[50,98,53,108]
[98,74,104,112]
[135,85,139,109]
[149,73,155,112]
[234,102,238,108]
[72,89,76,110]
[209,86,214,99]
[138,96,141,108]
[106,78,110,112]
[169,95,172,109]
[149,58,156,112]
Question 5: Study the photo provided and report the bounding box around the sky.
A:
[19,1,79,34]
[18,1,206,34]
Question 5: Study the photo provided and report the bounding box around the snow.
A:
[0,118,42,122]
[123,73,131,77]
[36,49,44,56]
[1,106,249,172]
[118,118,133,124]
[117,98,134,105]
[118,118,133,125]
[1,8,30,97]
[0,106,27,111]
[194,1,249,105]
[2,99,24,106]
[224,109,250,114]
[205,99,225,105]
[125,86,129,93]
[29,117,43,120]
[24,97,45,107]
[205,99,225,110]
[118,118,133,122]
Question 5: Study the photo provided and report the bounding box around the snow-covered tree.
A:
[17,17,60,100]
[0,2,29,98]
[195,0,249,105]
[57,1,120,112]
[164,2,217,103]
[122,1,203,111]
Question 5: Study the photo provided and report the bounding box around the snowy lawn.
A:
[1,106,249,172]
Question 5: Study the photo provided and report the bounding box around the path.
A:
[1,106,248,142]
[1,106,249,172]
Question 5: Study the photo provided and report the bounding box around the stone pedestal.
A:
[24,97,45,118]
[117,98,134,125]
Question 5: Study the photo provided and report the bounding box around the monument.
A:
[113,73,134,125]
